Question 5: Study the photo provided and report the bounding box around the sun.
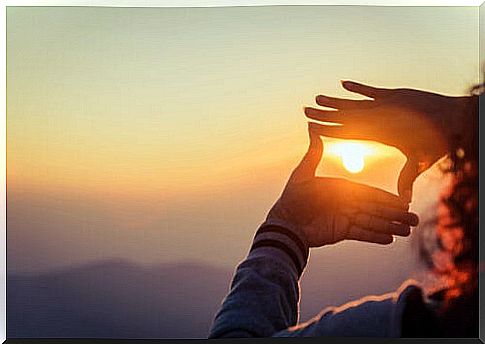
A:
[325,142,373,174]
[341,151,365,173]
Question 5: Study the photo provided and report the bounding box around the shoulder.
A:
[275,280,425,337]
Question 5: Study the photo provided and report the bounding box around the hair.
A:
[417,87,479,336]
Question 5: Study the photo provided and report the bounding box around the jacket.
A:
[208,219,434,338]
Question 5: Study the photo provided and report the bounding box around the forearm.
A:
[208,219,309,338]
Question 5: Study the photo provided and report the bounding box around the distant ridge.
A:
[8,247,414,338]
[8,259,233,338]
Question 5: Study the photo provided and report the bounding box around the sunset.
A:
[6,4,480,339]
[324,140,375,173]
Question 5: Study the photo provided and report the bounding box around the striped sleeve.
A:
[250,220,310,277]
[208,220,310,338]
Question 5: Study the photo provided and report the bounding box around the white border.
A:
[3,0,485,7]
[0,0,482,341]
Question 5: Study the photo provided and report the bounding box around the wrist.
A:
[266,202,311,248]
[445,96,477,151]
[262,216,310,249]
[250,220,310,277]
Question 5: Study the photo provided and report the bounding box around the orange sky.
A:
[7,6,478,273]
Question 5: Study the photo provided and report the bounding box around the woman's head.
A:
[438,90,478,301]
[417,90,478,336]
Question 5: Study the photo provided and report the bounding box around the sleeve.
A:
[274,280,425,338]
[207,219,310,338]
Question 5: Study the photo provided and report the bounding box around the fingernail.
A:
[316,95,326,102]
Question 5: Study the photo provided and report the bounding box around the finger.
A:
[315,95,375,110]
[291,125,323,181]
[347,226,394,245]
[308,122,375,142]
[356,203,419,226]
[304,107,355,125]
[341,80,389,99]
[398,157,420,203]
[352,213,411,236]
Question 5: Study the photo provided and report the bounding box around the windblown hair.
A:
[418,87,479,336]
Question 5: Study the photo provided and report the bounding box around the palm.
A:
[269,176,415,247]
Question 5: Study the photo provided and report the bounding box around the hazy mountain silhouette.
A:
[8,259,234,338]
[8,244,415,338]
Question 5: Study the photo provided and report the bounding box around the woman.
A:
[208,81,478,337]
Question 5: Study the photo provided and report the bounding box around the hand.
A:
[304,80,472,202]
[266,126,419,248]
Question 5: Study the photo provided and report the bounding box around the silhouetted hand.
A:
[304,81,473,202]
[266,127,419,248]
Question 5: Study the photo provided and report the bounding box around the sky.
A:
[7,6,478,273]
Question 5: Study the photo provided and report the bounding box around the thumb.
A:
[398,157,420,203]
[291,124,323,182]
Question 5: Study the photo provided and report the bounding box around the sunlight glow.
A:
[325,142,374,173]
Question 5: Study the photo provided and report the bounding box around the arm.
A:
[208,220,308,338]
[208,128,418,338]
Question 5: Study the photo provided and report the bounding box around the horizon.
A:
[7,6,478,275]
